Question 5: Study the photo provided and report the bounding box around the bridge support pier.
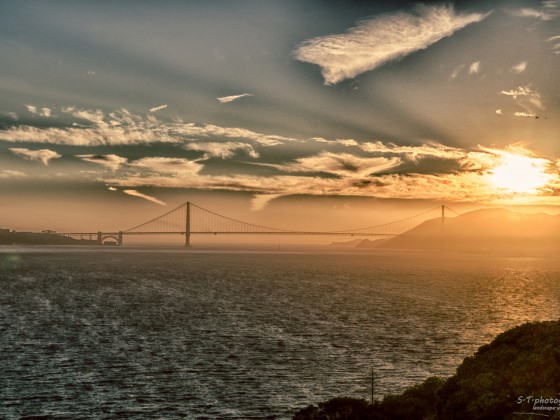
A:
[97,231,102,245]
[118,231,123,246]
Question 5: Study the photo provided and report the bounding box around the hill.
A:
[366,208,560,254]
[330,238,389,248]
[0,228,97,245]
[293,320,560,419]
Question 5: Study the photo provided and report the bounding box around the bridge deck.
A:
[61,231,396,237]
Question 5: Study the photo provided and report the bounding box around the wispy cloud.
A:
[0,170,27,179]
[469,61,481,74]
[9,148,61,165]
[510,61,527,74]
[184,142,259,159]
[312,138,358,147]
[217,93,253,104]
[0,107,296,147]
[129,157,203,176]
[76,154,128,171]
[449,64,465,80]
[260,152,401,178]
[25,105,52,117]
[149,104,168,113]
[500,86,533,98]
[514,4,560,20]
[250,194,283,211]
[500,85,543,115]
[514,111,538,118]
[123,189,167,206]
[294,5,488,84]
[360,141,465,163]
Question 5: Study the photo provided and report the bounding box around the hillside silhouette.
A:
[0,228,96,245]
[363,208,560,254]
[294,320,560,420]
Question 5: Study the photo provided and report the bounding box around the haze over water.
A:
[2,247,560,418]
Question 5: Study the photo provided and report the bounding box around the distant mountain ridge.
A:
[334,208,560,255]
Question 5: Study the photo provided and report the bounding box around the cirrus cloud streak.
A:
[10,148,61,165]
[294,5,489,84]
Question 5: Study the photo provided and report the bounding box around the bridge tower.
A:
[118,231,123,246]
[185,202,191,247]
[440,204,446,251]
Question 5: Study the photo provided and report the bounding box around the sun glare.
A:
[490,152,551,194]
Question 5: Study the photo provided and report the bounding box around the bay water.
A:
[1,247,560,418]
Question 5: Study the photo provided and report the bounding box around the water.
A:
[1,247,560,418]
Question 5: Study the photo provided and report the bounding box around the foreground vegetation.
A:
[294,321,560,419]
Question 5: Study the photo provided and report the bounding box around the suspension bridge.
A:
[60,202,457,247]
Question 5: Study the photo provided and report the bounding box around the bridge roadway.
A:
[60,230,397,238]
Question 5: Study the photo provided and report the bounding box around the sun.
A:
[489,151,551,194]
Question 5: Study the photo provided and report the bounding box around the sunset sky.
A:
[1,0,560,234]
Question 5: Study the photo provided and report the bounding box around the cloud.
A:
[360,141,462,162]
[171,123,295,146]
[514,111,538,118]
[294,5,488,84]
[89,140,512,203]
[8,112,18,120]
[496,109,503,115]
[9,148,61,165]
[0,170,27,179]
[76,154,128,171]
[500,86,533,99]
[265,152,401,177]
[108,186,118,191]
[510,61,527,74]
[313,138,359,147]
[129,157,203,176]
[359,141,499,171]
[184,142,259,159]
[0,107,296,147]
[514,5,560,20]
[103,145,560,205]
[123,189,167,206]
[25,105,52,117]
[149,104,168,113]
[217,93,253,104]
[500,85,543,115]
[450,64,465,80]
[250,194,283,211]
[545,35,560,52]
[469,61,481,74]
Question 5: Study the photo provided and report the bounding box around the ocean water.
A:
[1,247,560,419]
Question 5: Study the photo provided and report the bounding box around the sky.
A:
[1,0,560,237]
